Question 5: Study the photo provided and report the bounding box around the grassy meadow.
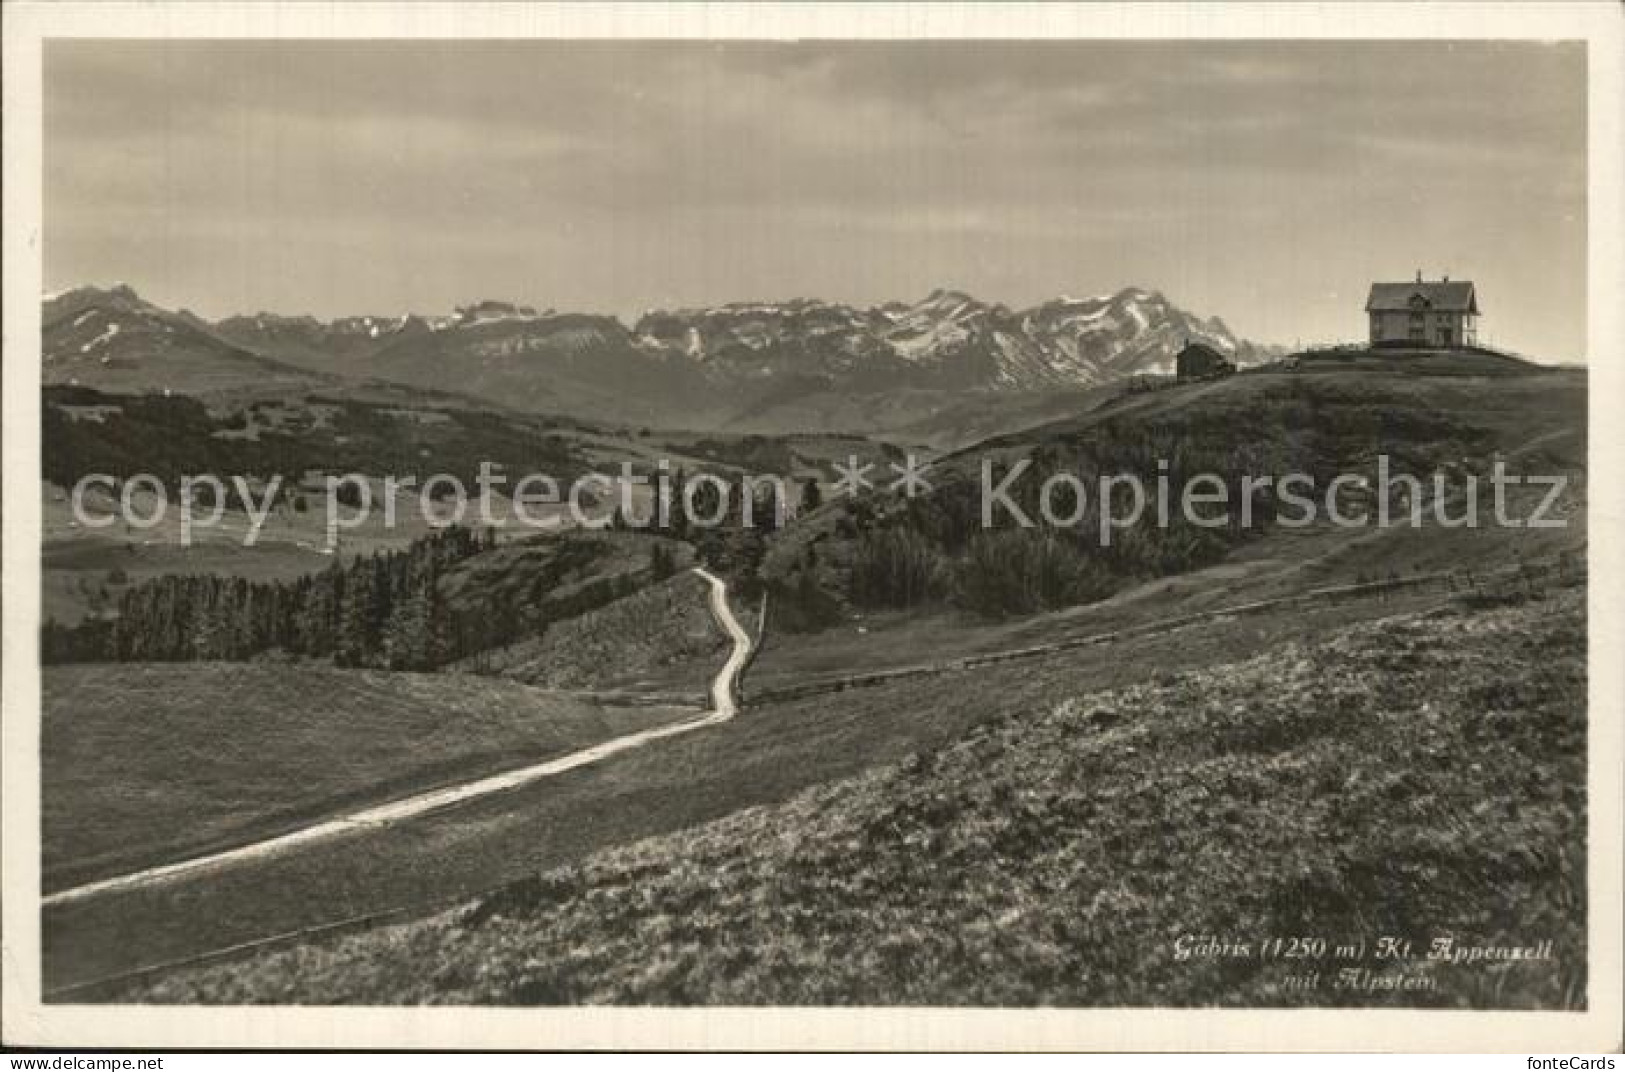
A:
[43,664,696,892]
[120,581,1585,1006]
[455,571,726,696]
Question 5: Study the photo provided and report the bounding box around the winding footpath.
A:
[43,567,752,909]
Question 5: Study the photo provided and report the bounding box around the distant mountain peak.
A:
[41,283,1280,424]
[454,300,546,325]
[44,280,145,305]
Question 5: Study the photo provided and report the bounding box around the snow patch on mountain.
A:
[79,323,120,353]
[42,283,1278,398]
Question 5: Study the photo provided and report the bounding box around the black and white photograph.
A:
[3,0,1621,1055]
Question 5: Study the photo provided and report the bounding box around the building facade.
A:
[1365,274,1479,348]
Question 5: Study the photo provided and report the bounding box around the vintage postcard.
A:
[2,1,1621,1054]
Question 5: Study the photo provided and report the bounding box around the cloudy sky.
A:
[46,40,1586,358]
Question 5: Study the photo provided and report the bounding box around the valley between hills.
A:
[37,282,1588,1007]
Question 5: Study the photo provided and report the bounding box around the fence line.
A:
[749,555,1583,705]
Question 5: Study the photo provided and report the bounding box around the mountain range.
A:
[43,284,1279,436]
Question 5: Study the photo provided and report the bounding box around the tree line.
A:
[819,380,1493,621]
[42,527,690,669]
[42,527,494,668]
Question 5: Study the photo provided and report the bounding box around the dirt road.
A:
[43,567,751,909]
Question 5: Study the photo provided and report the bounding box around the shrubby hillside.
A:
[764,368,1584,623]
[454,570,725,695]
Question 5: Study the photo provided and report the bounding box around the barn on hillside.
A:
[1366,272,1479,348]
[1175,341,1236,381]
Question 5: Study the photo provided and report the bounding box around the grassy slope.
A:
[458,571,726,695]
[437,530,678,614]
[754,366,1586,686]
[43,664,695,891]
[124,583,1584,1007]
[751,475,1585,690]
[46,573,1427,993]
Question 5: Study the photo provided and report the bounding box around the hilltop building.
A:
[1366,272,1479,348]
[1175,340,1236,381]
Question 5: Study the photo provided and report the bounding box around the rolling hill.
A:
[113,581,1586,1007]
[39,354,1588,1001]
[757,357,1586,633]
[36,274,1589,1009]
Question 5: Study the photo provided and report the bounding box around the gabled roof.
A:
[1177,340,1225,360]
[1365,280,1478,314]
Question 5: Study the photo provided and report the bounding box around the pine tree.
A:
[800,478,822,515]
